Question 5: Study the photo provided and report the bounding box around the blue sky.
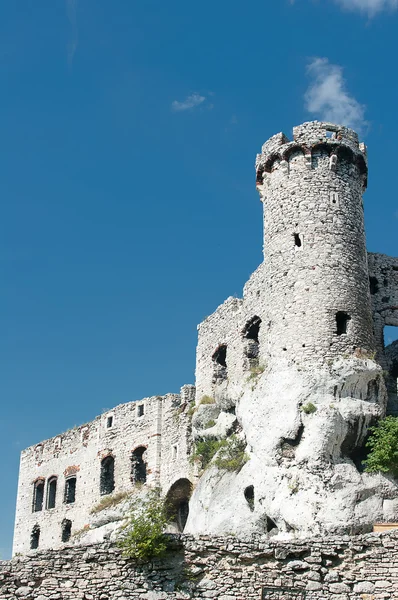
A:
[1,0,398,558]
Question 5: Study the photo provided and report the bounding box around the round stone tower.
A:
[255,121,375,365]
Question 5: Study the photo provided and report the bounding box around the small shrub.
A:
[90,491,130,514]
[353,348,377,360]
[190,438,226,469]
[301,402,317,415]
[200,395,215,405]
[365,416,398,477]
[214,435,249,473]
[117,490,168,562]
[204,419,216,429]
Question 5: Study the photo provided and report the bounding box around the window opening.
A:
[325,130,334,139]
[30,525,40,550]
[100,456,115,495]
[165,478,193,533]
[106,416,113,428]
[131,447,147,484]
[369,276,379,295]
[61,519,72,543]
[46,477,57,509]
[336,312,350,336]
[244,485,254,511]
[172,444,178,460]
[212,345,227,367]
[243,316,261,344]
[137,404,144,417]
[294,233,302,248]
[64,476,76,504]
[33,480,44,513]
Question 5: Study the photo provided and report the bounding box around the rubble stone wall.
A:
[3,532,398,599]
[13,388,195,556]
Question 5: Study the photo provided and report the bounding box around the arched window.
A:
[30,525,40,549]
[32,479,45,513]
[212,344,227,382]
[131,447,147,484]
[46,476,57,509]
[100,456,115,495]
[61,519,72,543]
[64,476,76,504]
[165,478,193,532]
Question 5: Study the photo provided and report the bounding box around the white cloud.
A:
[304,58,366,131]
[334,0,398,16]
[171,93,206,112]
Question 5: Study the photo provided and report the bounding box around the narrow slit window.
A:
[46,477,57,509]
[61,519,72,543]
[64,476,76,504]
[33,480,44,513]
[100,456,115,495]
[30,525,40,550]
[294,233,302,249]
[137,404,144,417]
[106,416,113,428]
[336,312,351,336]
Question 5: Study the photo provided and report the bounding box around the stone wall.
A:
[3,532,398,599]
[13,387,195,556]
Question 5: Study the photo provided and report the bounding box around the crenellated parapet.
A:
[255,121,368,195]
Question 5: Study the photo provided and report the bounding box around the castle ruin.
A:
[13,120,398,556]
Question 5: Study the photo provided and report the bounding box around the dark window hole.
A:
[266,516,278,532]
[212,345,227,367]
[62,519,72,543]
[138,405,144,417]
[294,233,302,248]
[369,276,379,295]
[47,477,57,509]
[131,447,147,484]
[336,312,350,336]
[64,477,76,504]
[33,481,44,513]
[106,416,113,428]
[100,456,115,496]
[30,525,40,550]
[244,485,254,511]
[243,316,261,343]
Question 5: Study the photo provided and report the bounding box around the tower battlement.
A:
[256,120,367,191]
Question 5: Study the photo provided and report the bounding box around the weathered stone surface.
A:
[3,532,398,599]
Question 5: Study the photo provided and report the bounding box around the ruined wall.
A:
[13,389,195,556]
[3,532,398,599]
[368,252,398,356]
[194,265,267,405]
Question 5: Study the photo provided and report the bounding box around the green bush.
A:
[204,419,216,429]
[214,435,249,472]
[190,438,225,469]
[301,402,317,415]
[117,490,168,562]
[365,416,398,477]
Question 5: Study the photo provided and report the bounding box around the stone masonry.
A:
[12,121,398,557]
[4,532,398,599]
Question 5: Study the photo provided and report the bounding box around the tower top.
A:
[255,120,368,190]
